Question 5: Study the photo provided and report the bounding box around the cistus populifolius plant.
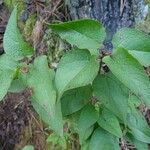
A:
[1,6,150,150]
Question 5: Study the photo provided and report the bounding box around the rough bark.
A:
[66,1,136,31]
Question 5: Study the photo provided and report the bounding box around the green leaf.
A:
[8,79,25,93]
[126,133,149,150]
[0,54,18,100]
[61,85,92,116]
[89,128,120,150]
[8,74,27,93]
[130,127,150,143]
[0,54,17,70]
[27,56,63,135]
[81,140,90,150]
[78,104,99,144]
[22,145,34,150]
[49,19,105,55]
[128,51,150,67]
[93,72,128,121]
[82,125,94,141]
[67,110,81,133]
[103,48,150,107]
[127,107,150,143]
[55,49,99,98]
[128,95,141,108]
[113,28,150,67]
[0,71,16,100]
[97,108,122,138]
[113,28,150,52]
[4,6,33,60]
[32,99,63,135]
[47,133,67,149]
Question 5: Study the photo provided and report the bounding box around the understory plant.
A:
[1,6,150,150]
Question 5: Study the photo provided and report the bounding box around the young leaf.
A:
[46,133,67,149]
[8,79,25,93]
[113,28,150,52]
[78,104,99,144]
[0,54,18,100]
[128,95,141,108]
[27,56,63,135]
[128,51,150,67]
[97,108,122,138]
[93,73,128,121]
[61,85,92,116]
[49,19,105,55]
[103,48,150,107]
[8,75,27,93]
[89,128,120,150]
[22,145,34,150]
[4,6,33,60]
[55,49,99,99]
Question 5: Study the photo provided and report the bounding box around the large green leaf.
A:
[113,28,150,52]
[49,19,105,55]
[127,107,150,143]
[4,6,33,60]
[61,85,92,116]
[78,104,99,144]
[89,128,120,150]
[113,28,150,67]
[32,99,63,135]
[93,73,128,121]
[130,127,150,143]
[103,48,150,107]
[97,108,122,138]
[128,51,150,67]
[0,54,18,100]
[126,133,149,150]
[55,49,99,99]
[27,56,63,135]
